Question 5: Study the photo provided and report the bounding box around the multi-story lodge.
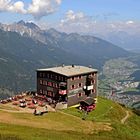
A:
[37,65,98,107]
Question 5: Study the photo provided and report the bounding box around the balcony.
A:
[59,82,67,90]
[87,85,93,90]
[83,85,93,91]
[59,90,67,95]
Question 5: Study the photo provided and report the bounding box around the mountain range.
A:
[95,31,140,52]
[0,21,131,96]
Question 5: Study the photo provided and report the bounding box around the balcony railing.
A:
[59,90,67,95]
[83,85,94,91]
[59,82,67,90]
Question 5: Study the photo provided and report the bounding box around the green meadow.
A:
[0,97,140,140]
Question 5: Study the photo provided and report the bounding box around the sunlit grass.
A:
[63,97,126,122]
[0,97,140,140]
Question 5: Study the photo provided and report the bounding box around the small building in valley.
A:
[37,65,98,107]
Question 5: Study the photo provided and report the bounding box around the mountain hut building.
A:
[36,65,98,108]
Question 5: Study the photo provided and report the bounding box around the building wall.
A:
[67,72,97,106]
[37,71,67,99]
[37,70,98,107]
[67,74,86,106]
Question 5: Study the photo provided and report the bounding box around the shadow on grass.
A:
[0,134,22,140]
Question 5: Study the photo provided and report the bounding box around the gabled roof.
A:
[37,65,97,77]
[80,97,94,106]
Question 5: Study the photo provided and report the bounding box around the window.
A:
[48,82,52,86]
[93,80,96,84]
[71,77,75,80]
[77,93,82,97]
[61,77,64,81]
[45,81,47,85]
[43,73,45,78]
[50,74,53,79]
[92,89,96,93]
[43,90,47,95]
[43,80,47,85]
[39,73,42,78]
[92,73,95,76]
[47,91,52,97]
[55,83,58,88]
[40,80,43,85]
[64,77,67,82]
[78,75,82,79]
[78,83,82,87]
[40,89,43,94]
[71,85,75,89]
[79,93,82,97]
[59,76,61,81]
[55,75,57,80]
[53,83,56,88]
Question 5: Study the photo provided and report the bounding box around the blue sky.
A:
[0,0,139,22]
[61,0,140,19]
[0,0,139,34]
[60,0,140,22]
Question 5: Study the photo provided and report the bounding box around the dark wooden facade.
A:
[37,65,98,107]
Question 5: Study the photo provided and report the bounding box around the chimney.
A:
[62,64,65,67]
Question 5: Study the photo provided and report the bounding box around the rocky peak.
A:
[17,20,40,30]
[17,20,26,26]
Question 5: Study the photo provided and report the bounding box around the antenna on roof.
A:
[72,64,75,68]
[62,64,65,67]
[89,65,92,68]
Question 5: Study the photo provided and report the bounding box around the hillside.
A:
[0,21,131,94]
[0,29,84,94]
[0,97,140,140]
[45,28,130,68]
[0,21,130,69]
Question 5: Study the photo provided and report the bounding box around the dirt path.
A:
[0,108,29,113]
[121,110,130,124]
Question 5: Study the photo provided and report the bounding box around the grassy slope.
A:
[0,97,140,140]
[64,97,125,122]
[63,97,140,140]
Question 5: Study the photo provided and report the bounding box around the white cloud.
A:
[0,0,62,19]
[57,10,96,33]
[48,10,138,35]
[28,0,61,19]
[56,0,61,5]
[44,10,139,36]
[0,0,26,13]
[62,10,86,23]
[126,20,134,25]
[0,0,11,11]
[9,1,26,14]
[60,10,93,26]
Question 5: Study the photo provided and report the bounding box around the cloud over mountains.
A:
[0,0,139,38]
[0,0,61,19]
